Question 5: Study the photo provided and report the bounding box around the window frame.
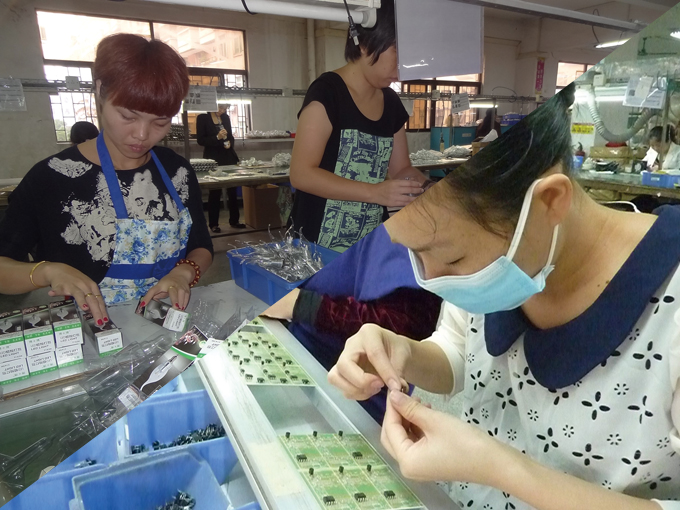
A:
[37,10,249,143]
[399,77,482,132]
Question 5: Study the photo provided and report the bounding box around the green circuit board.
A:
[280,432,423,510]
[226,319,315,387]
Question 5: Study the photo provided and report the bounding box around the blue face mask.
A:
[409,179,559,314]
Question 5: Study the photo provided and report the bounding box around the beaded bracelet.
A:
[175,259,201,288]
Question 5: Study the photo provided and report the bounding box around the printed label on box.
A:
[27,351,58,375]
[163,307,190,332]
[0,310,23,346]
[171,326,208,360]
[51,300,83,348]
[0,340,25,363]
[198,338,224,358]
[56,345,84,367]
[24,335,55,357]
[0,358,30,385]
[136,299,189,332]
[96,330,124,356]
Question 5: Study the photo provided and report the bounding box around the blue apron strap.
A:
[149,150,186,213]
[96,133,129,219]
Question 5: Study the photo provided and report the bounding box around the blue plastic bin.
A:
[227,240,341,305]
[1,465,104,510]
[51,422,123,475]
[125,390,221,454]
[641,171,680,189]
[71,451,228,510]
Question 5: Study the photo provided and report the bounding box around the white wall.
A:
[0,0,309,178]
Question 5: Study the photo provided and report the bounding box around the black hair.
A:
[431,82,576,234]
[70,121,99,144]
[477,108,497,138]
[649,124,677,144]
[344,0,395,65]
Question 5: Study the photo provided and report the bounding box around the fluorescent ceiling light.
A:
[671,31,680,39]
[470,102,496,108]
[595,39,629,48]
[574,95,625,104]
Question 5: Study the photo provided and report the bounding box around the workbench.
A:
[575,171,680,201]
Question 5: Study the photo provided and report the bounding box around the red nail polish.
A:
[82,304,89,309]
[104,317,109,322]
[175,303,180,308]
[96,319,103,326]
[140,301,146,307]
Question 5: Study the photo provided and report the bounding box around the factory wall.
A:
[0,0,308,179]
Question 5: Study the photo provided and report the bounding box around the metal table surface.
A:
[197,317,458,510]
[0,280,267,495]
[576,171,680,200]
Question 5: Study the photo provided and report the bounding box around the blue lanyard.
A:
[96,133,186,219]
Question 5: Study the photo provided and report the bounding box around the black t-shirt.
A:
[289,72,409,253]
[0,145,213,284]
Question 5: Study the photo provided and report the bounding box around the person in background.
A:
[289,0,429,253]
[195,104,246,232]
[329,83,680,509]
[262,224,442,423]
[648,124,680,171]
[475,108,502,140]
[0,34,213,323]
[70,121,99,145]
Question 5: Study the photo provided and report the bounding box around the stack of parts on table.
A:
[189,159,218,173]
[1,382,261,510]
[0,300,124,386]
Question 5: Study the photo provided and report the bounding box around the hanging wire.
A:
[342,0,360,46]
[241,0,256,15]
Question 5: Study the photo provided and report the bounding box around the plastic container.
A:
[51,422,123,474]
[124,390,221,454]
[1,465,104,510]
[71,451,228,510]
[501,113,526,126]
[641,171,680,189]
[227,240,340,305]
[148,374,180,399]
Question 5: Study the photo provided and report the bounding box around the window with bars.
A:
[399,76,481,131]
[36,11,249,142]
[43,65,97,142]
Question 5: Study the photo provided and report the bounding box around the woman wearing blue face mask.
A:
[328,82,680,510]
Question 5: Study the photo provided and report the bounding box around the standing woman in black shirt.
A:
[0,34,213,323]
[289,0,428,253]
[196,103,246,231]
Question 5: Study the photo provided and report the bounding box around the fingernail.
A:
[371,380,384,390]
[82,304,89,309]
[104,317,109,322]
[390,390,407,404]
[175,303,180,308]
[140,301,146,308]
[387,379,401,392]
[96,319,103,326]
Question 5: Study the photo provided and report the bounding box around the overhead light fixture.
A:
[595,39,629,49]
[671,30,680,40]
[470,102,496,108]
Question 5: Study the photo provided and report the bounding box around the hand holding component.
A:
[373,179,423,207]
[327,323,411,401]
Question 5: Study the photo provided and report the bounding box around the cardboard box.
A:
[22,305,55,356]
[135,299,190,333]
[49,300,84,348]
[83,312,124,357]
[0,309,25,363]
[243,184,283,230]
[27,351,58,376]
[56,344,84,368]
[0,358,30,385]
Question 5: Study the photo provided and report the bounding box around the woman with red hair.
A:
[0,34,213,324]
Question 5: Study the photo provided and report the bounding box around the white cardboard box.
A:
[0,358,30,385]
[22,305,55,356]
[27,351,58,376]
[49,300,84,348]
[55,344,84,368]
[0,309,25,363]
[83,313,124,356]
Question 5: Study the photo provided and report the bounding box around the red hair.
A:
[94,33,189,117]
